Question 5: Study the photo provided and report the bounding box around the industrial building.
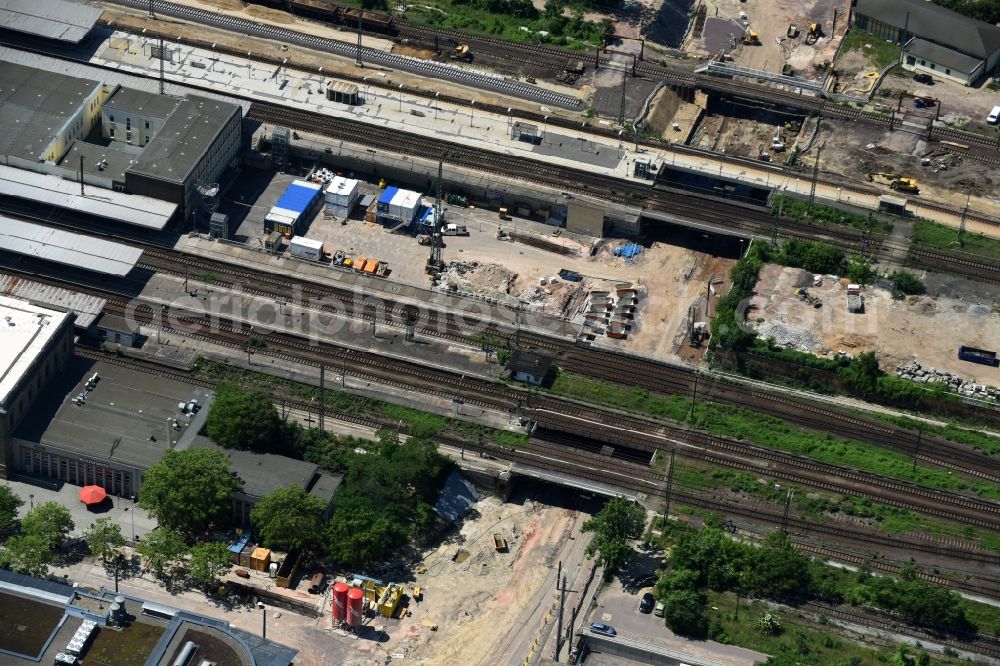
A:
[852,0,1000,85]
[0,296,75,479]
[0,61,242,222]
[0,0,103,43]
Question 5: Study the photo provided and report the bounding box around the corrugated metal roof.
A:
[0,215,143,276]
[0,274,106,328]
[0,165,176,230]
[0,0,102,43]
[273,181,320,215]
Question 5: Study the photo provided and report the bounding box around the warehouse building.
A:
[0,61,242,221]
[851,0,1000,85]
[0,296,75,479]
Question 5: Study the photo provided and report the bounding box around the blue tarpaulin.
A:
[614,242,642,262]
[274,182,319,215]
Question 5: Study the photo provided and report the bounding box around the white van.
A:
[988,106,1000,125]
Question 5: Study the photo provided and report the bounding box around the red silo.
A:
[332,582,350,623]
[346,587,364,627]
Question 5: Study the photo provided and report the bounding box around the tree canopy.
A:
[581,496,646,577]
[83,517,125,562]
[251,486,326,551]
[0,534,54,577]
[0,484,23,535]
[187,542,232,588]
[21,502,74,549]
[206,383,290,454]
[139,448,242,532]
[137,527,188,575]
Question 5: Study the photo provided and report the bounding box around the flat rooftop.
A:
[15,357,212,470]
[0,295,71,407]
[189,436,321,500]
[0,0,103,43]
[0,273,106,329]
[0,214,144,275]
[104,86,181,122]
[61,139,138,185]
[127,95,240,185]
[0,164,176,230]
[0,61,102,162]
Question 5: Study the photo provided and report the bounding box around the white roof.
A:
[266,209,298,224]
[290,236,324,250]
[292,180,323,191]
[326,177,359,196]
[0,295,71,405]
[0,215,143,276]
[0,274,106,328]
[0,0,102,43]
[0,166,176,230]
[390,189,421,210]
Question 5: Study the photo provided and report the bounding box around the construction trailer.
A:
[325,176,360,218]
[376,186,422,226]
[290,236,325,262]
[264,180,323,236]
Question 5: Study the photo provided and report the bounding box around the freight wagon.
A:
[958,346,1000,367]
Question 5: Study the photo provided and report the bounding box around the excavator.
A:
[451,43,472,61]
[871,172,920,193]
[742,30,761,45]
[804,23,823,45]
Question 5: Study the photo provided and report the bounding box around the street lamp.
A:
[470,99,475,128]
[258,601,267,638]
[128,496,136,542]
[29,494,33,511]
[434,91,440,120]
[542,115,549,144]
[398,83,404,112]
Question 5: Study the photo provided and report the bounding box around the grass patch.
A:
[550,371,1000,500]
[838,28,902,70]
[771,194,892,234]
[81,621,164,666]
[192,358,527,447]
[0,593,63,657]
[911,219,1000,260]
[868,413,1000,456]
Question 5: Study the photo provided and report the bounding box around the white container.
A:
[290,236,325,261]
[388,188,421,222]
[325,177,360,207]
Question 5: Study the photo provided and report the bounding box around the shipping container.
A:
[363,258,379,273]
[389,189,421,223]
[265,180,322,235]
[377,186,399,214]
[290,236,325,262]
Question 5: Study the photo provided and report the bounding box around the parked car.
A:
[654,601,665,617]
[914,96,933,109]
[639,592,656,614]
[913,72,933,84]
[590,623,617,636]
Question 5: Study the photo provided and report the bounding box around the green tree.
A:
[838,351,882,398]
[662,588,708,638]
[746,531,812,602]
[83,517,125,563]
[21,502,74,549]
[0,534,54,577]
[0,484,23,535]
[187,542,232,588]
[251,486,325,551]
[205,383,289,453]
[889,270,926,295]
[136,527,188,576]
[581,496,646,577]
[139,449,242,532]
[324,507,406,567]
[846,255,874,285]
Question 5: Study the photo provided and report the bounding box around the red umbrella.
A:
[79,485,108,505]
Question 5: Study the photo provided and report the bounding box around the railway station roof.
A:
[0,0,103,43]
[0,165,176,230]
[0,215,143,276]
[0,274,107,329]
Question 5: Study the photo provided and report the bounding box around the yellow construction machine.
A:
[360,579,405,618]
[872,172,919,193]
[805,23,822,45]
[451,43,472,61]
[742,30,760,45]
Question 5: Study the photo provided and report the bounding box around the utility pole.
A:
[957,186,972,247]
[809,141,824,205]
[148,0,155,19]
[556,574,567,657]
[319,364,326,431]
[428,160,444,274]
[911,428,922,471]
[688,372,698,419]
[617,71,627,128]
[781,488,795,533]
[356,12,363,67]
[663,448,676,520]
[79,155,85,196]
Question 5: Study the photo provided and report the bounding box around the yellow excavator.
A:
[451,43,472,61]
[805,23,822,45]
[871,172,920,193]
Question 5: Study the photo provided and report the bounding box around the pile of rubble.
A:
[439,261,517,302]
[895,361,999,400]
[756,322,821,353]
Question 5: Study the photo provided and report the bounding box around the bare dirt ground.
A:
[685,0,848,74]
[807,117,1000,211]
[750,263,1000,386]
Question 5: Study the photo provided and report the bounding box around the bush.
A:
[889,270,926,295]
[778,239,845,274]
